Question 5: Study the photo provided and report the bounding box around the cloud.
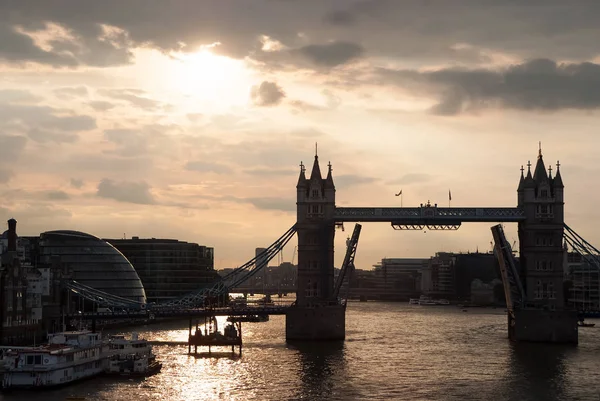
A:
[103,129,150,157]
[386,173,433,186]
[185,161,232,174]
[0,168,13,183]
[335,174,377,188]
[98,89,161,110]
[377,59,600,115]
[0,135,27,162]
[102,125,177,161]
[0,89,42,103]
[289,128,326,138]
[0,23,78,67]
[201,194,295,212]
[246,197,295,212]
[96,179,155,205]
[65,153,154,176]
[323,10,356,26]
[28,128,78,143]
[186,113,203,122]
[322,89,342,109]
[0,18,133,67]
[87,101,116,111]
[53,86,88,99]
[289,100,326,112]
[44,190,70,200]
[3,1,600,71]
[256,41,365,71]
[250,81,286,106]
[243,167,297,176]
[0,102,96,132]
[297,41,364,67]
[290,90,342,112]
[70,178,84,188]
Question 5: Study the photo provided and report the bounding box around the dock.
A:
[187,316,243,356]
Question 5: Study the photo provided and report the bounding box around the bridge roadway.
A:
[65,305,291,321]
[334,207,526,223]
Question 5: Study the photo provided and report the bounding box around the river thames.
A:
[1,302,599,401]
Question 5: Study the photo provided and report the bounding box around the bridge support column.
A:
[286,303,345,341]
[510,309,578,343]
[290,152,344,341]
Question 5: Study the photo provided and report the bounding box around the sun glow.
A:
[168,48,254,107]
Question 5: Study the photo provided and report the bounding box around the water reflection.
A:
[288,341,355,400]
[507,342,574,401]
[0,305,597,400]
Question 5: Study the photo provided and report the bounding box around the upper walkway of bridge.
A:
[334,206,525,223]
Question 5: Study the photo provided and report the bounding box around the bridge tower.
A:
[515,147,578,343]
[285,150,345,340]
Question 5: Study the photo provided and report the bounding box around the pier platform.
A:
[187,317,243,356]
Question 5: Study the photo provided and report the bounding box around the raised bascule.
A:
[50,145,598,345]
[286,146,579,343]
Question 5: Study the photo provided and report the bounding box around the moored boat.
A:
[105,354,162,377]
[577,319,596,328]
[0,331,104,389]
[103,333,162,377]
[104,333,153,358]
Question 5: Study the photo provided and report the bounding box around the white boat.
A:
[104,333,153,358]
[105,353,162,377]
[408,298,420,305]
[104,333,162,377]
[0,331,104,389]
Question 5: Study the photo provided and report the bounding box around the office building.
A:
[107,237,219,303]
[38,230,146,303]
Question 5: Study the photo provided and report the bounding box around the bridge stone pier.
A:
[286,153,345,340]
[513,151,578,343]
[286,147,578,343]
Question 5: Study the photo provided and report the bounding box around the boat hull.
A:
[1,366,104,390]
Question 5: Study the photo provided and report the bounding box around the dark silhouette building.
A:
[453,252,502,302]
[0,219,32,337]
[1,220,65,344]
[36,231,146,303]
[107,237,218,303]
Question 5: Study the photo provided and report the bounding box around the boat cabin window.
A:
[26,355,43,365]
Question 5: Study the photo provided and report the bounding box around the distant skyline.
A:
[1,1,600,269]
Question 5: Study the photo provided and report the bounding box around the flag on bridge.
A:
[449,189,452,201]
[395,189,402,196]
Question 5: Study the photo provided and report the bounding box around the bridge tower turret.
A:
[295,152,336,304]
[286,148,345,340]
[515,146,577,343]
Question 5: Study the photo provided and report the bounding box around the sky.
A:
[1,0,600,270]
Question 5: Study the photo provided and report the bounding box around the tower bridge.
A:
[287,145,580,343]
[60,146,600,345]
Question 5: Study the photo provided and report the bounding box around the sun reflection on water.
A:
[1,304,598,400]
